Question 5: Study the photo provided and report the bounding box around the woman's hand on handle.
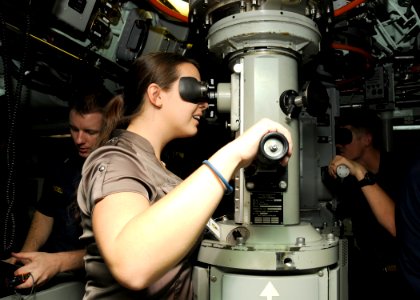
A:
[230,118,293,169]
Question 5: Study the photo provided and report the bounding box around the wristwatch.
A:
[358,171,376,188]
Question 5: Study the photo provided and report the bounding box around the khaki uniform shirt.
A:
[78,130,195,299]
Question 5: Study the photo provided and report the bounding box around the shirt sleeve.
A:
[78,145,156,215]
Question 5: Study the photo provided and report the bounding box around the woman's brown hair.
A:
[97,52,199,147]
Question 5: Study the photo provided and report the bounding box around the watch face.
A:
[366,172,376,183]
[359,172,376,187]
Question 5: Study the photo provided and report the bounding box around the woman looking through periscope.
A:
[77,52,293,299]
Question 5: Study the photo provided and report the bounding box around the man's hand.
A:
[11,251,61,289]
[328,155,367,180]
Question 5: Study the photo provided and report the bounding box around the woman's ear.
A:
[147,83,163,108]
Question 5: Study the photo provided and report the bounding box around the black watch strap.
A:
[358,171,376,188]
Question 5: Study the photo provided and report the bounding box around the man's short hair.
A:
[336,108,383,150]
[69,86,113,115]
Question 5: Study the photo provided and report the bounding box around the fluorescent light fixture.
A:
[393,125,420,130]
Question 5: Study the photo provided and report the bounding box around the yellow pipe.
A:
[30,34,82,60]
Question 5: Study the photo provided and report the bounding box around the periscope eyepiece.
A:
[179,77,216,103]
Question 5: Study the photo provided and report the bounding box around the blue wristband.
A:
[202,160,234,195]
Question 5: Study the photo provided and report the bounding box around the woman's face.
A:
[162,62,208,138]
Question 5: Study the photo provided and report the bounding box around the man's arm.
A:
[11,249,86,289]
[10,210,86,288]
[13,249,86,273]
[360,184,396,236]
[21,211,54,252]
[54,249,86,272]
[329,155,396,237]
